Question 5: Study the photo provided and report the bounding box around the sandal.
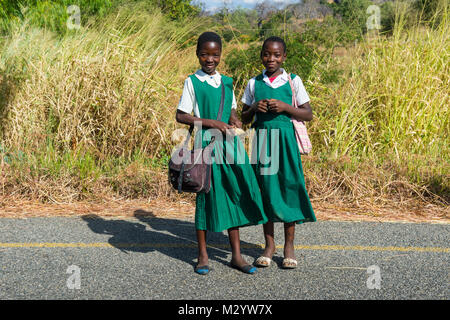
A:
[254,256,272,267]
[230,263,257,274]
[282,258,297,269]
[194,265,210,275]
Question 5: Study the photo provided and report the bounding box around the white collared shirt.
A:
[177,69,237,118]
[241,68,310,106]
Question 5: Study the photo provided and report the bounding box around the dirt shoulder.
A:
[0,198,448,224]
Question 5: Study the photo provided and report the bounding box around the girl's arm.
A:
[241,100,270,124]
[266,99,313,122]
[241,104,255,124]
[175,77,232,133]
[229,109,242,129]
[241,79,270,124]
[176,110,232,133]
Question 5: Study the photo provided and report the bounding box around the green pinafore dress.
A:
[252,73,316,224]
[191,74,268,232]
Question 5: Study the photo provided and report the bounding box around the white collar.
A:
[262,68,289,81]
[194,69,221,82]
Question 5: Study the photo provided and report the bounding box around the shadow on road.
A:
[81,210,261,270]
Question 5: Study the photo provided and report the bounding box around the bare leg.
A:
[196,229,208,266]
[261,222,276,258]
[227,227,249,267]
[283,222,296,260]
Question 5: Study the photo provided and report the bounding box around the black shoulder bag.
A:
[168,81,225,194]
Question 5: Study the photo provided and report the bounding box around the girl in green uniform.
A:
[241,36,316,269]
[176,32,267,275]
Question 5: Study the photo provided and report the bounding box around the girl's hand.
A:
[229,118,243,129]
[229,109,243,129]
[208,119,232,134]
[267,99,289,113]
[253,99,269,113]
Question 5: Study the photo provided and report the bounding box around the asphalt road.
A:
[0,214,448,300]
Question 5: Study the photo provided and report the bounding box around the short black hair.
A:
[262,36,286,53]
[196,32,222,54]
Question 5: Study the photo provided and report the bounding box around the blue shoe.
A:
[194,265,210,275]
[230,263,257,274]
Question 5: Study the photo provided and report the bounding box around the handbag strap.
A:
[217,79,225,122]
[287,73,298,108]
[183,78,225,146]
[177,78,225,193]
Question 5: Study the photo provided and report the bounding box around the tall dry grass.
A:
[0,3,202,202]
[302,3,449,207]
[1,4,200,158]
[0,1,448,213]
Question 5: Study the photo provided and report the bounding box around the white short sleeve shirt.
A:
[241,68,310,107]
[177,69,237,118]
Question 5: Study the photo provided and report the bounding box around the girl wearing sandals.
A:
[241,36,316,269]
[175,32,268,275]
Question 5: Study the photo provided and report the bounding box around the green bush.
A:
[300,15,361,48]
[259,10,293,39]
[159,0,201,20]
[379,1,420,35]
[414,0,448,26]
[283,35,317,81]
[380,1,397,34]
[328,0,374,34]
[225,43,261,93]
[213,8,260,43]
[225,33,325,97]
[0,0,202,35]
[0,0,113,34]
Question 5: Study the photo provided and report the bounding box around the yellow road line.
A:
[0,243,448,253]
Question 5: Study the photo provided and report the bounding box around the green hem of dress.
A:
[267,217,317,224]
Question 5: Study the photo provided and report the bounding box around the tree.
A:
[328,0,374,33]
[255,0,277,20]
[289,0,332,20]
[157,0,201,20]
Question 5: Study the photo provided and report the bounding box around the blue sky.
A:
[199,0,299,13]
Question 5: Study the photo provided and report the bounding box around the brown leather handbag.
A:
[168,81,224,194]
